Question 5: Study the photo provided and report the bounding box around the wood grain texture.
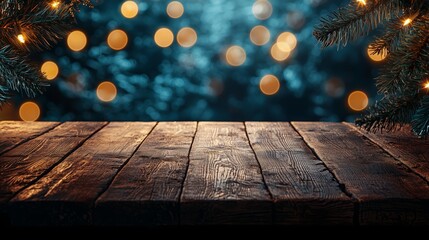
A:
[0,122,106,202]
[9,122,156,226]
[0,121,60,155]
[347,123,429,183]
[245,122,354,225]
[181,122,272,225]
[292,122,429,225]
[95,122,197,226]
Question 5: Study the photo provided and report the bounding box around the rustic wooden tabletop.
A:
[0,121,428,226]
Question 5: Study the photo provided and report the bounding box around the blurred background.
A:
[0,0,386,122]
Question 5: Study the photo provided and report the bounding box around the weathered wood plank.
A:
[245,122,354,225]
[292,122,429,225]
[9,122,156,225]
[347,123,429,183]
[95,122,197,226]
[181,122,272,225]
[0,122,107,203]
[0,121,60,155]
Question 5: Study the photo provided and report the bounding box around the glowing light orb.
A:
[51,1,60,8]
[225,46,246,67]
[367,46,387,62]
[17,34,25,43]
[403,18,412,26]
[67,30,87,52]
[19,102,40,122]
[260,75,280,96]
[121,1,139,19]
[154,28,174,48]
[356,0,366,6]
[348,91,369,111]
[97,81,117,102]
[177,27,197,48]
[271,43,291,62]
[166,1,184,19]
[250,25,270,46]
[277,32,297,52]
[252,0,272,20]
[424,81,429,89]
[41,61,59,80]
[107,29,128,51]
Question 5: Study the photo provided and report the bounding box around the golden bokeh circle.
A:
[67,30,87,52]
[19,102,40,122]
[121,1,139,19]
[250,25,270,46]
[367,47,387,62]
[107,29,129,51]
[97,81,117,102]
[260,75,280,96]
[177,27,197,48]
[277,32,297,52]
[225,46,246,67]
[348,91,369,111]
[166,1,184,19]
[270,43,291,62]
[41,61,59,80]
[154,28,174,48]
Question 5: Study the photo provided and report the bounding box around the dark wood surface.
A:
[0,121,428,226]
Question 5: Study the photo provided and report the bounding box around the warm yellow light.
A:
[19,102,40,122]
[107,29,128,51]
[277,32,297,52]
[270,43,291,62]
[166,1,184,19]
[250,25,271,46]
[97,81,117,102]
[17,34,25,43]
[225,46,246,67]
[424,81,429,89]
[367,46,387,62]
[348,91,369,111]
[260,74,280,96]
[154,28,174,48]
[177,27,197,48]
[356,0,366,6]
[403,18,412,26]
[67,30,87,52]
[41,61,59,80]
[121,1,139,19]
[252,0,272,20]
[51,1,60,8]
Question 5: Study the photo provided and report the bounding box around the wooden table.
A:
[0,121,428,226]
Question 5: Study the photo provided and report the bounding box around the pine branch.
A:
[314,0,403,48]
[0,0,74,51]
[376,14,429,95]
[369,17,404,54]
[356,93,421,132]
[412,96,429,136]
[0,46,47,100]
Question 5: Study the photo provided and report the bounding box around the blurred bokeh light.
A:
[5,0,380,122]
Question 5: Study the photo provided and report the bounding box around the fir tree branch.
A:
[356,93,421,132]
[412,96,429,136]
[314,0,403,48]
[0,46,47,100]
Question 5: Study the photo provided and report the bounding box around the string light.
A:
[356,0,366,6]
[51,1,60,8]
[17,34,25,43]
[424,81,429,90]
[403,18,412,26]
